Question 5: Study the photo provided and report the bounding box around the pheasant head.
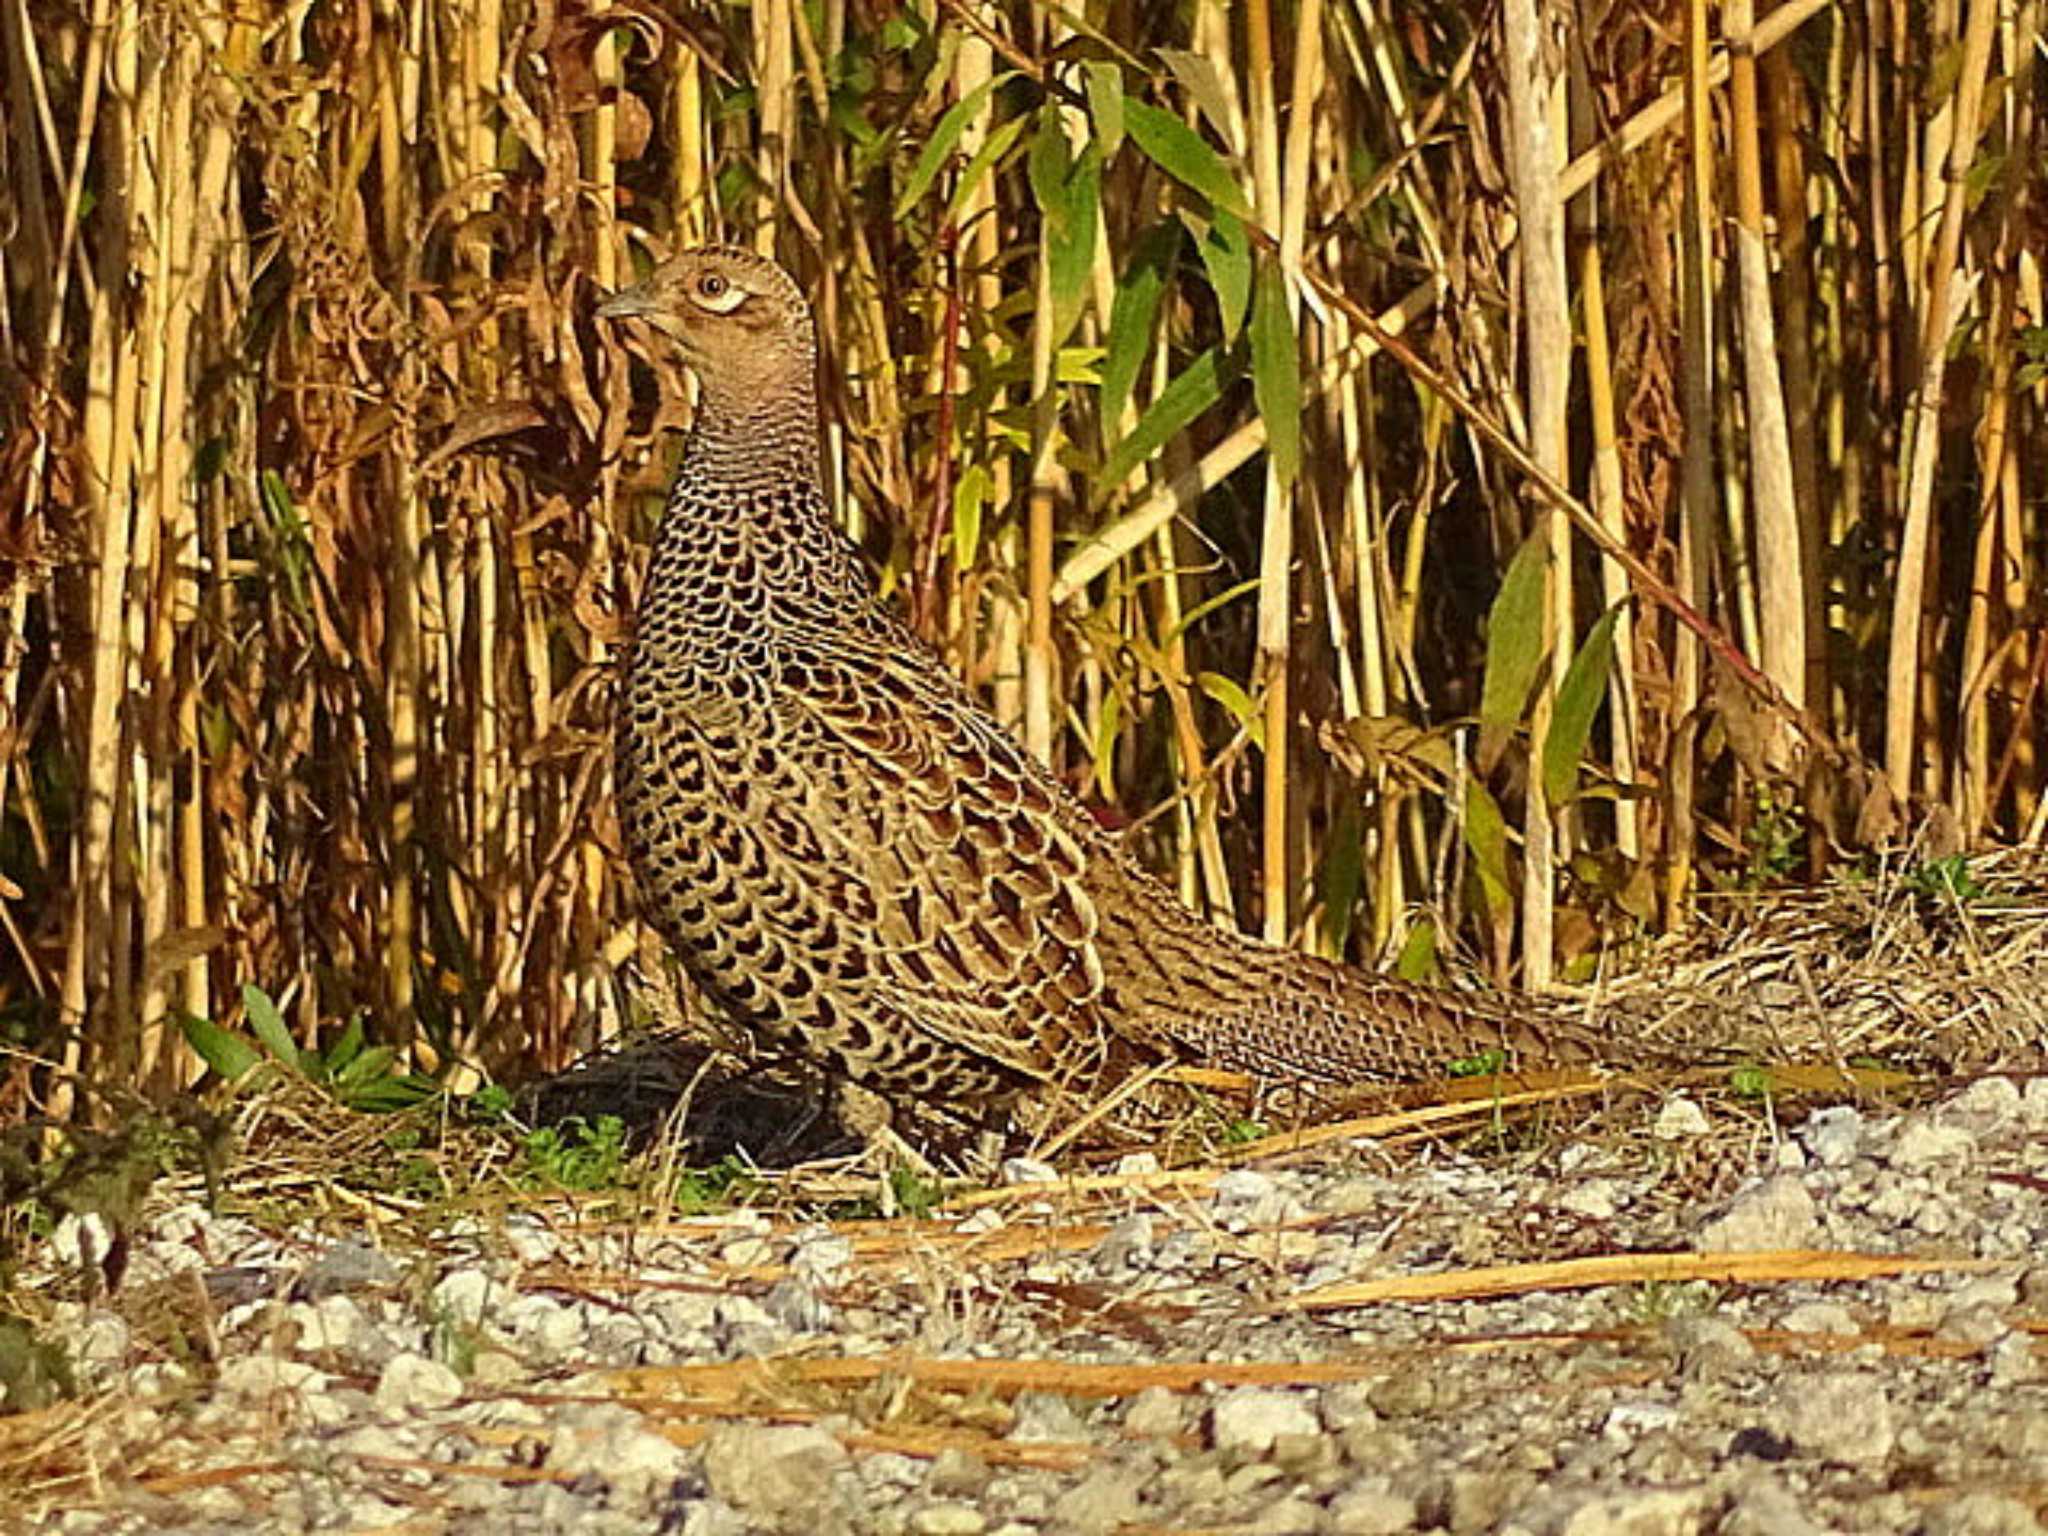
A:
[598,245,816,419]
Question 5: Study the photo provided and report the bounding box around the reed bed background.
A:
[0,0,2042,1116]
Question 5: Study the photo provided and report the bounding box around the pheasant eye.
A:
[699,275,728,298]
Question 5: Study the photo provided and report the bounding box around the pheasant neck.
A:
[636,378,867,643]
[685,384,822,490]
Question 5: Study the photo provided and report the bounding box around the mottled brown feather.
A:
[601,247,1617,1142]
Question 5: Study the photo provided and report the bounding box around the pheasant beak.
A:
[596,284,657,321]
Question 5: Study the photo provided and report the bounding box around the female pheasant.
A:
[599,246,1594,1149]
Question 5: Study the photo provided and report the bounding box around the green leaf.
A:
[324,1014,365,1074]
[1090,685,1123,803]
[1187,208,1251,341]
[1542,604,1623,808]
[1196,671,1264,747]
[1152,48,1242,147]
[335,1044,398,1087]
[1030,114,1099,343]
[1055,346,1104,385]
[1249,259,1301,489]
[943,115,1028,225]
[1123,98,1255,221]
[1083,61,1124,157]
[1099,345,1237,493]
[1028,108,1073,223]
[1394,919,1440,981]
[241,983,303,1074]
[1463,779,1512,918]
[1052,145,1102,335]
[952,463,988,570]
[894,73,1013,218]
[1318,802,1364,955]
[1162,575,1260,648]
[1101,224,1177,430]
[1479,532,1551,730]
[1448,1047,1508,1078]
[345,1075,441,1114]
[178,1014,263,1082]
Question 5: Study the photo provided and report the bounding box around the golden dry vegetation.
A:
[0,0,2043,1117]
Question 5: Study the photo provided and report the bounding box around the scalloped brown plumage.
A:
[600,246,1611,1150]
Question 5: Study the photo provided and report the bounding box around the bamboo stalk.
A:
[1569,57,1640,861]
[1668,0,1718,928]
[1882,0,1998,804]
[1726,0,1807,720]
[57,0,145,1121]
[1501,0,1566,985]
[754,0,791,251]
[1954,0,2039,834]
[1764,48,1826,718]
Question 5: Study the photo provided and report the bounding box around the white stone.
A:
[1559,1487,1712,1536]
[1654,1096,1711,1140]
[550,1403,695,1503]
[1801,1105,1865,1168]
[1327,1482,1421,1536]
[501,1295,584,1357]
[1603,1399,1681,1437]
[1211,1387,1321,1457]
[1779,1302,1860,1336]
[699,1422,849,1518]
[1049,1466,1145,1536]
[1887,1116,1975,1172]
[430,1268,494,1327]
[1561,1180,1623,1220]
[374,1352,462,1415]
[1697,1175,1819,1252]
[1122,1386,1184,1438]
[1943,1076,2024,1131]
[911,1504,987,1536]
[1785,1372,1894,1466]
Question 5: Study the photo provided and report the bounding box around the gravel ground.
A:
[17,1075,2048,1536]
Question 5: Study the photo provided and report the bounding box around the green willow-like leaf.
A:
[1541,604,1624,808]
[943,115,1028,225]
[1196,670,1264,748]
[1318,802,1364,955]
[1101,224,1177,430]
[1121,97,1255,221]
[1083,60,1124,156]
[177,1014,262,1083]
[895,72,1014,218]
[1463,779,1513,919]
[952,463,988,570]
[242,982,303,1073]
[1187,208,1251,341]
[1029,113,1100,344]
[1249,260,1301,489]
[1394,918,1441,981]
[1098,345,1237,493]
[1479,532,1550,730]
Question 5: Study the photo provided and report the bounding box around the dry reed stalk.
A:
[1567,64,1640,861]
[1957,0,2042,837]
[1763,49,1827,722]
[58,0,146,1121]
[1725,0,1807,718]
[1023,223,1060,767]
[1501,0,1566,983]
[1242,0,1292,943]
[1667,0,1718,928]
[1884,0,1999,804]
